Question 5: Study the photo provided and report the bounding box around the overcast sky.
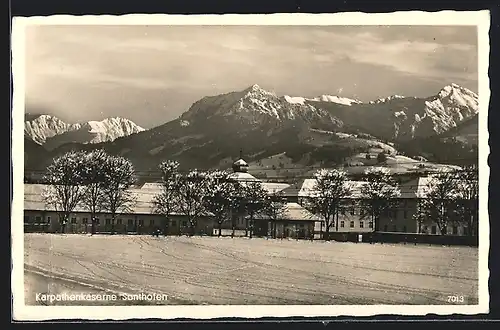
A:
[24,25,478,129]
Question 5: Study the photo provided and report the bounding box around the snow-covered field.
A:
[24,233,478,306]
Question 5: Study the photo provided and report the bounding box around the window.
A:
[95,218,100,224]
[453,226,458,235]
[82,218,88,224]
[149,219,155,226]
[393,224,397,232]
[71,217,77,224]
[384,225,388,232]
[350,203,355,215]
[350,221,354,228]
[47,216,51,223]
[392,210,398,219]
[299,224,304,228]
[117,219,122,225]
[106,218,111,225]
[403,225,407,232]
[403,210,408,219]
[359,221,364,228]
[139,219,144,226]
[171,220,176,227]
[182,220,187,227]
[340,221,345,228]
[369,221,373,229]
[36,216,42,223]
[431,226,437,235]
[24,216,29,223]
[128,219,133,225]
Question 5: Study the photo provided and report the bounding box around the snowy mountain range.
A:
[180,84,340,128]
[24,83,479,175]
[24,115,145,150]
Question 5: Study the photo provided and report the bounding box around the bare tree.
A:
[262,191,287,238]
[237,181,269,238]
[80,149,109,235]
[176,170,211,236]
[418,170,457,236]
[42,151,87,233]
[304,169,352,240]
[152,160,181,235]
[101,155,137,232]
[203,170,239,237]
[453,168,479,237]
[359,167,401,232]
[413,198,429,234]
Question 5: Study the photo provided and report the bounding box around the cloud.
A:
[23,25,478,128]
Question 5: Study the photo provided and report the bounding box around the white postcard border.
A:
[11,10,491,320]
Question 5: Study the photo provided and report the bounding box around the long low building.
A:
[24,183,215,235]
[23,156,476,239]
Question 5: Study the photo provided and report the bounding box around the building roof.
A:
[293,177,437,199]
[253,202,320,222]
[261,182,291,194]
[233,158,248,167]
[228,172,260,182]
[297,179,367,199]
[23,183,211,216]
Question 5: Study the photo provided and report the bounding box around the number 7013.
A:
[447,295,465,303]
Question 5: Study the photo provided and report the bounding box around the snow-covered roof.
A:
[253,202,320,222]
[261,182,291,194]
[228,172,260,182]
[233,158,248,167]
[297,179,367,199]
[295,178,440,199]
[23,183,211,216]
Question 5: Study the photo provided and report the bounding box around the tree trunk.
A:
[249,218,253,239]
[111,213,116,234]
[218,222,222,237]
[61,213,68,233]
[335,211,339,232]
[324,223,330,241]
[91,214,96,235]
[245,217,248,237]
[164,216,169,236]
[191,220,195,237]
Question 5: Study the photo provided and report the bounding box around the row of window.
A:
[24,215,193,227]
[421,225,460,235]
[323,221,374,229]
[346,208,410,219]
[383,224,408,232]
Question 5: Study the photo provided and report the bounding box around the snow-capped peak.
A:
[369,95,407,104]
[419,83,479,135]
[24,115,79,144]
[182,85,336,126]
[244,84,277,98]
[25,115,145,148]
[437,83,477,101]
[284,95,306,105]
[84,117,145,136]
[310,95,362,106]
